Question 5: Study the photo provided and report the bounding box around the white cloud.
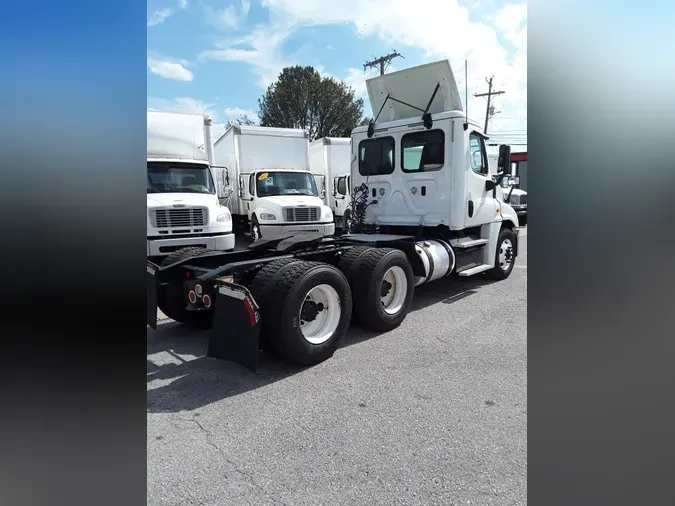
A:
[256,0,527,133]
[344,68,368,99]
[148,97,217,118]
[204,0,251,31]
[147,59,194,81]
[224,107,259,122]
[147,8,174,27]
[241,0,251,16]
[199,26,293,88]
[179,0,188,8]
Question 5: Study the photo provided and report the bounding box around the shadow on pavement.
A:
[147,266,500,413]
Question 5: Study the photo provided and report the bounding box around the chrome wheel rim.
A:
[380,266,408,315]
[499,238,514,271]
[299,284,342,345]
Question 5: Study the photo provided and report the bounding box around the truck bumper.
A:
[259,222,335,239]
[147,233,235,256]
[146,260,262,372]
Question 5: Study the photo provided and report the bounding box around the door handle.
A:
[468,200,474,217]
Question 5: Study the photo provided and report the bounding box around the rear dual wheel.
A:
[250,260,352,366]
[339,247,415,332]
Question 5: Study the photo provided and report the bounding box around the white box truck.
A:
[147,111,234,261]
[214,125,335,241]
[309,137,352,231]
[148,59,522,371]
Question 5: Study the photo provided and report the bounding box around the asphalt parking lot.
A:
[147,229,527,506]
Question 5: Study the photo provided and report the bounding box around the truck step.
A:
[458,264,494,276]
[450,238,489,249]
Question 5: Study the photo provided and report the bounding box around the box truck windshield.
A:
[255,171,318,197]
[148,161,216,194]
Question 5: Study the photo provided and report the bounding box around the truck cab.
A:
[215,125,335,241]
[237,168,334,241]
[349,60,519,275]
[147,112,234,261]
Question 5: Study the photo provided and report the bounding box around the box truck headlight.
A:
[216,213,231,222]
[260,213,276,221]
[324,210,333,220]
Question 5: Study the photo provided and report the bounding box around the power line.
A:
[363,51,404,76]
[473,76,505,134]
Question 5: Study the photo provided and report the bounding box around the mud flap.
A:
[147,263,158,329]
[207,281,261,373]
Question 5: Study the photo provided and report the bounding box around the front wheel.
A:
[486,228,516,280]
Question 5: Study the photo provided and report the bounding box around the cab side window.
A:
[337,176,347,196]
[469,134,488,175]
[249,174,255,196]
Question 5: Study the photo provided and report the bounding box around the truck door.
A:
[464,132,499,228]
[333,175,347,215]
[238,173,255,216]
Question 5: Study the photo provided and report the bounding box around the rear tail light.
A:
[202,294,212,308]
[188,290,197,304]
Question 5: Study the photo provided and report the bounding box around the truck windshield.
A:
[255,171,318,197]
[147,161,215,194]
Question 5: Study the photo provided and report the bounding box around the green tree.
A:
[258,66,365,140]
[226,114,258,128]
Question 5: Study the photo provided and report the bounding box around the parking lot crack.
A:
[189,418,287,506]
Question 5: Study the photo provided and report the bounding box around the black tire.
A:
[157,247,214,329]
[337,245,373,323]
[249,258,302,355]
[254,261,352,366]
[485,228,516,280]
[250,215,262,241]
[351,248,415,332]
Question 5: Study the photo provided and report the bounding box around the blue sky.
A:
[147,0,527,146]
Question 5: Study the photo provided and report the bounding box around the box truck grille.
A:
[519,194,527,205]
[284,207,320,222]
[150,208,208,228]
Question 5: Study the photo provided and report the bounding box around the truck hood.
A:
[260,195,325,208]
[366,59,463,122]
[147,192,217,208]
[507,189,527,197]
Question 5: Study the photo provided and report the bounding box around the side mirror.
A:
[497,144,512,174]
[238,176,245,199]
[510,176,520,186]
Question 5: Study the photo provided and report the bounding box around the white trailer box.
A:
[309,137,352,229]
[214,125,335,240]
[147,111,234,259]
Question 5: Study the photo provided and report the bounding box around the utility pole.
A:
[474,76,504,133]
[364,50,404,76]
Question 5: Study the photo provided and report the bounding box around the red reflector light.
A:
[188,290,197,304]
[202,294,212,308]
[185,271,191,278]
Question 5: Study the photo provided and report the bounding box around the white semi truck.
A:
[214,125,335,241]
[147,111,234,261]
[148,60,521,371]
[309,137,352,231]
